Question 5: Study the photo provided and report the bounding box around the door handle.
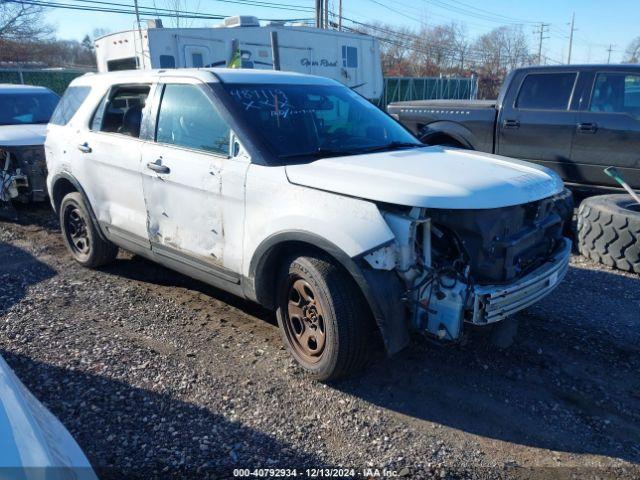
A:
[503,119,520,129]
[146,160,170,174]
[577,122,598,133]
[77,142,92,153]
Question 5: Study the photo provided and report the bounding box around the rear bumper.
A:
[470,238,572,325]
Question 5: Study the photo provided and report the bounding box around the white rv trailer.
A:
[94,16,384,100]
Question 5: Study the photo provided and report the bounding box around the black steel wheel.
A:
[59,192,118,268]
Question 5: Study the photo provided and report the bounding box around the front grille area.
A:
[470,238,571,324]
[428,189,572,283]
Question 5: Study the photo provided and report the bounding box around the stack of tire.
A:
[577,195,640,274]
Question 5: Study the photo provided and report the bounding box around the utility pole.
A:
[324,0,329,29]
[607,44,616,64]
[567,13,576,64]
[536,23,551,65]
[338,0,342,31]
[133,0,145,68]
[315,0,323,28]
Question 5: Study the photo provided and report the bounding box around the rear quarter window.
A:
[50,86,92,125]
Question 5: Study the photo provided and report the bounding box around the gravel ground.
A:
[1,204,639,480]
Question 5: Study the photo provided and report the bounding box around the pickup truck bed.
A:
[389,65,640,190]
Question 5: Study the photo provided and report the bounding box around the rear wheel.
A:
[60,192,118,268]
[276,255,372,381]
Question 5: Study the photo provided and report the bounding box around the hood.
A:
[285,146,564,209]
[0,124,47,147]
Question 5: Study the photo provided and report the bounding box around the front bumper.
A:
[470,238,572,325]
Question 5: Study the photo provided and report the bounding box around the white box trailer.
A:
[94,16,384,100]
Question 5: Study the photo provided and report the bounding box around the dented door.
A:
[141,81,233,273]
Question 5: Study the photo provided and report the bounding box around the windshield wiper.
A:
[358,141,423,154]
[279,148,353,159]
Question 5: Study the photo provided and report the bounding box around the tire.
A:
[60,192,118,268]
[577,194,640,274]
[276,254,372,381]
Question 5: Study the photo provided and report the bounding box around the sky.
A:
[45,0,639,64]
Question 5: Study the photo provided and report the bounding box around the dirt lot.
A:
[1,204,639,479]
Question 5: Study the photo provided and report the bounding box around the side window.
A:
[50,86,90,125]
[591,73,640,118]
[516,73,577,110]
[90,85,150,138]
[342,46,358,68]
[159,55,176,68]
[156,84,230,155]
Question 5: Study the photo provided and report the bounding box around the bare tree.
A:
[625,37,640,63]
[0,2,53,41]
[472,26,533,98]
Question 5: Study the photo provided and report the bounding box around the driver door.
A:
[141,79,248,282]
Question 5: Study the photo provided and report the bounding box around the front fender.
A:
[419,121,475,149]
[247,231,409,355]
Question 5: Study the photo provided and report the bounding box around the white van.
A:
[94,16,384,101]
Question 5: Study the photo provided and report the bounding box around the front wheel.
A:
[276,255,372,381]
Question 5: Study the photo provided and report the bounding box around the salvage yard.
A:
[1,204,639,479]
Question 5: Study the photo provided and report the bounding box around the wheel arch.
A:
[247,231,410,355]
[418,121,474,149]
[50,172,108,242]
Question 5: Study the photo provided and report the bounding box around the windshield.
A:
[0,91,60,126]
[222,83,421,160]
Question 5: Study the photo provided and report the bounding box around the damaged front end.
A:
[365,190,572,343]
[0,146,48,219]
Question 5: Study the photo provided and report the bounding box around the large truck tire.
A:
[577,194,640,274]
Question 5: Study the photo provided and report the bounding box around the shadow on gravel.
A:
[1,350,326,479]
[0,203,59,232]
[334,265,640,464]
[99,255,274,323]
[0,242,57,315]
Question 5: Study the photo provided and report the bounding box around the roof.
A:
[0,84,54,93]
[70,68,338,87]
[515,64,640,71]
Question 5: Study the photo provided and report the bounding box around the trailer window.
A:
[342,46,358,68]
[516,73,576,110]
[107,57,138,71]
[91,85,150,138]
[156,84,230,155]
[159,55,176,68]
[191,53,204,68]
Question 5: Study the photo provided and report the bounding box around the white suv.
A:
[45,69,572,380]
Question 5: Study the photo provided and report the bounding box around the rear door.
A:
[79,83,152,250]
[572,70,640,188]
[497,71,578,170]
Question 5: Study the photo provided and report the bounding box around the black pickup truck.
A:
[388,65,640,190]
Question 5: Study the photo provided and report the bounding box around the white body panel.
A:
[0,356,96,476]
[93,26,384,100]
[0,124,47,146]
[285,146,565,209]
[242,165,395,277]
